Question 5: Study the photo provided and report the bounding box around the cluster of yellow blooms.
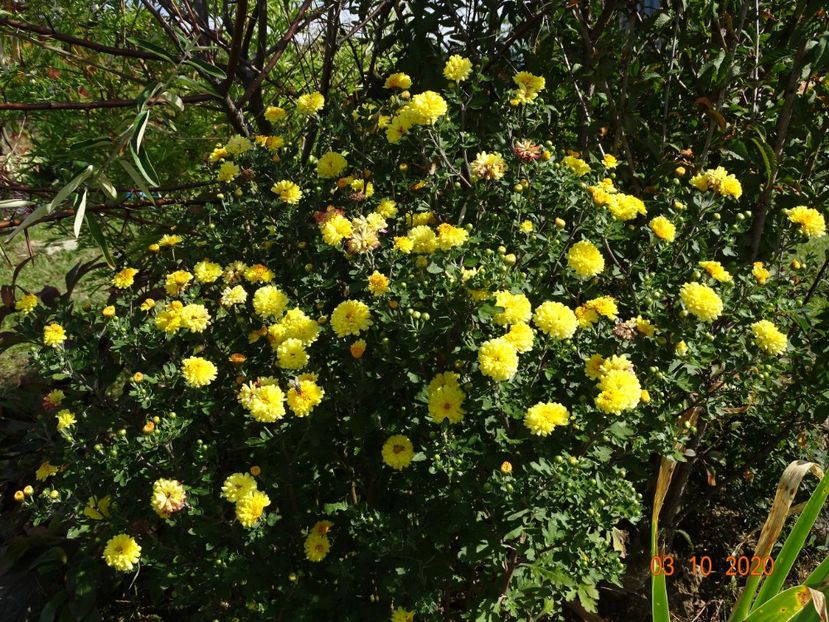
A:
[221,472,271,528]
[304,520,333,562]
[689,166,743,199]
[103,534,141,572]
[587,354,643,414]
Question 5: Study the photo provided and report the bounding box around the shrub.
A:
[7,60,828,620]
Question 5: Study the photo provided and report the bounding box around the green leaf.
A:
[126,37,177,63]
[162,90,184,113]
[119,159,156,203]
[97,173,117,200]
[0,199,34,209]
[5,204,48,243]
[131,110,150,153]
[129,145,158,187]
[753,471,829,610]
[184,58,227,80]
[85,213,115,268]
[743,585,817,622]
[72,188,88,238]
[48,165,94,212]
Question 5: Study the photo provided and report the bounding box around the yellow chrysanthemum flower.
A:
[382,434,414,469]
[224,134,252,155]
[512,71,545,104]
[179,304,211,332]
[384,72,412,90]
[607,193,646,221]
[220,285,248,307]
[367,271,390,296]
[317,151,348,178]
[271,180,303,204]
[101,305,116,319]
[699,260,733,283]
[165,270,193,296]
[427,373,466,423]
[478,337,519,381]
[567,240,605,279]
[15,293,38,314]
[504,322,535,353]
[493,291,532,326]
[689,166,742,199]
[649,216,676,242]
[286,377,324,417]
[194,260,223,283]
[408,91,448,124]
[151,478,186,518]
[533,301,578,339]
[217,161,240,182]
[264,105,286,123]
[158,234,183,247]
[524,402,570,436]
[56,409,76,431]
[751,320,788,355]
[443,55,472,81]
[43,323,67,348]
[112,267,138,289]
[595,369,642,414]
[221,472,258,502]
[253,285,288,319]
[297,92,325,115]
[181,357,217,387]
[435,223,468,250]
[238,379,286,422]
[785,206,826,238]
[562,155,590,176]
[102,534,141,572]
[304,533,331,562]
[679,282,723,322]
[752,262,770,285]
[243,264,274,284]
[603,153,618,168]
[520,220,534,233]
[276,338,308,369]
[236,490,271,527]
[331,300,372,337]
[470,151,507,180]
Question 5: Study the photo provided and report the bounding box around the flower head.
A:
[304,533,331,561]
[271,180,303,204]
[331,300,372,337]
[533,302,578,339]
[151,478,186,518]
[264,106,286,123]
[43,323,67,347]
[221,472,258,502]
[112,267,138,289]
[286,377,324,417]
[297,92,325,115]
[103,534,141,572]
[478,337,519,381]
[524,402,570,436]
[194,260,223,283]
[382,434,414,469]
[751,320,788,355]
[181,357,217,387]
[238,378,286,422]
[384,72,412,90]
[217,161,240,182]
[785,206,826,238]
[752,262,770,285]
[317,151,348,178]
[427,373,466,423]
[493,291,532,326]
[649,216,676,242]
[699,260,733,283]
[679,282,723,322]
[253,285,288,319]
[56,409,76,431]
[236,490,271,527]
[471,151,507,180]
[443,55,472,81]
[567,241,605,279]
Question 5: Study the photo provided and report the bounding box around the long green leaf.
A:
[730,461,823,621]
[85,213,114,268]
[743,586,822,622]
[5,204,48,243]
[131,110,150,153]
[119,160,155,204]
[72,189,87,238]
[183,58,227,80]
[129,144,158,187]
[754,471,829,610]
[126,37,176,63]
[48,166,94,212]
[0,199,34,209]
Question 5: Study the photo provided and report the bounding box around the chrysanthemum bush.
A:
[7,58,829,620]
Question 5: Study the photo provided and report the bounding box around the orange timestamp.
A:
[650,555,775,577]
